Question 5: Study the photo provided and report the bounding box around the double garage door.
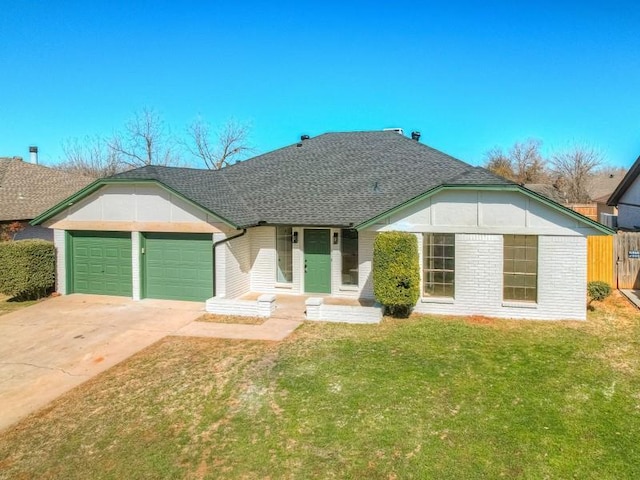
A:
[69,231,213,302]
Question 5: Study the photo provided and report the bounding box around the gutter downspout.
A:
[212,229,247,297]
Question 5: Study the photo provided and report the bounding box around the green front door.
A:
[304,229,331,293]
[142,233,213,302]
[70,231,132,296]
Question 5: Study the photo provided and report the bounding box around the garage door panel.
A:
[71,232,132,297]
[143,233,212,302]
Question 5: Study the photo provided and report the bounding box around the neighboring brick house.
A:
[32,131,612,320]
[0,157,94,240]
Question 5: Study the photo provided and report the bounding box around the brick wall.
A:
[413,234,587,320]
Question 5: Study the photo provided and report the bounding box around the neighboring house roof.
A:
[110,131,513,227]
[523,183,567,204]
[589,170,627,202]
[31,131,613,234]
[0,157,94,221]
[608,155,640,206]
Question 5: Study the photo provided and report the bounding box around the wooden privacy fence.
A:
[613,232,640,289]
[587,235,614,286]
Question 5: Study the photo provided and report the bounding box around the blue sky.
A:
[1,1,639,168]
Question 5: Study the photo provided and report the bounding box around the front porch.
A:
[206,293,382,324]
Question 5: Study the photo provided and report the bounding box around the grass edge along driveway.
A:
[1,292,639,479]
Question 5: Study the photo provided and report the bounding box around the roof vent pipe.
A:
[29,146,38,164]
[300,134,310,141]
[411,131,421,141]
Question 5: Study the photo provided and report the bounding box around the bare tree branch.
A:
[108,107,180,168]
[551,144,603,203]
[185,117,252,169]
[509,139,547,183]
[55,136,122,178]
[484,146,515,180]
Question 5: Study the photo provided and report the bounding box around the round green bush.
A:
[373,231,420,317]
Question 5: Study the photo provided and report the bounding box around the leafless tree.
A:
[551,144,603,203]
[484,139,547,183]
[108,107,180,168]
[184,117,252,169]
[509,139,547,184]
[55,136,122,178]
[484,146,515,180]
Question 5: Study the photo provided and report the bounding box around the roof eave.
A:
[30,178,239,229]
[355,183,615,235]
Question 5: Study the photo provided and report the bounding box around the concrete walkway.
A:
[0,294,302,432]
[176,317,301,340]
[620,289,640,309]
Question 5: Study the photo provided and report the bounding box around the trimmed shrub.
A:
[588,281,612,304]
[373,231,420,317]
[0,240,55,299]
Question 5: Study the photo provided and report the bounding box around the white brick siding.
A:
[53,229,66,295]
[413,234,587,320]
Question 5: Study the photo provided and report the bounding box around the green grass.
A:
[0,294,41,316]
[1,294,639,479]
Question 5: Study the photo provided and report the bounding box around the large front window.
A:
[341,229,358,286]
[276,226,293,283]
[503,235,537,302]
[423,233,455,297]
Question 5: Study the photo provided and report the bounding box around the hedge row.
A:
[0,240,55,299]
[372,231,420,317]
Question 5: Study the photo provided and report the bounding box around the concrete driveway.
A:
[0,294,203,432]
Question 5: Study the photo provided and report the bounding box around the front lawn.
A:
[1,293,639,479]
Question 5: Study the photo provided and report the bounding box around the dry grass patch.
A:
[194,313,265,325]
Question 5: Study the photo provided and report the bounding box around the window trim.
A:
[275,226,293,284]
[340,228,359,287]
[422,233,455,299]
[503,234,538,303]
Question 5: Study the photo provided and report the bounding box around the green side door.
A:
[142,233,213,302]
[70,231,132,296]
[304,229,331,294]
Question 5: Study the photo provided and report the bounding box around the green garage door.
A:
[142,233,213,302]
[70,231,132,296]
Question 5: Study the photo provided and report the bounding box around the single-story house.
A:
[0,155,94,240]
[32,131,613,320]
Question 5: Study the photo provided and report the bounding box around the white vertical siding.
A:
[53,229,66,295]
[358,230,377,299]
[131,232,140,300]
[224,232,251,299]
[213,232,227,298]
[250,226,279,293]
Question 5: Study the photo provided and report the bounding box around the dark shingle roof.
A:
[113,131,513,227]
[0,158,94,221]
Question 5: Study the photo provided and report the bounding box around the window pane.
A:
[423,233,455,297]
[503,235,537,302]
[341,229,358,286]
[276,226,293,283]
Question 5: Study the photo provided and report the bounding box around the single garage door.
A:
[70,231,132,296]
[142,233,213,302]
